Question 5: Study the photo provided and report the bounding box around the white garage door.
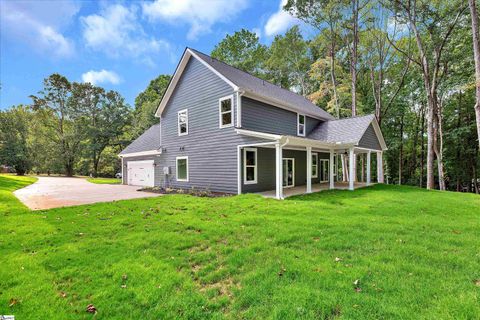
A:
[127,160,155,187]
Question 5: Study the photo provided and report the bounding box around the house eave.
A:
[118,149,162,158]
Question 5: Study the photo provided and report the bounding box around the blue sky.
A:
[0,0,311,110]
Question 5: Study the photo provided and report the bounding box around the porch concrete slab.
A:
[258,182,371,198]
[14,177,160,210]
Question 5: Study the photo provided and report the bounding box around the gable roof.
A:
[119,124,161,155]
[155,48,334,121]
[307,114,387,150]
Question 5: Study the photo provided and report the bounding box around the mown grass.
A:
[0,174,479,319]
[86,178,121,184]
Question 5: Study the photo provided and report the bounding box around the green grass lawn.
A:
[86,177,121,184]
[1,174,479,319]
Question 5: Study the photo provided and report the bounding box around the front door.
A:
[283,158,295,188]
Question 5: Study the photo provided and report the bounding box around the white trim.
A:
[219,95,234,128]
[121,157,124,184]
[349,147,355,190]
[311,152,318,178]
[236,128,282,141]
[236,90,244,127]
[243,148,257,184]
[176,156,189,182]
[237,146,242,194]
[275,143,283,199]
[119,150,162,158]
[178,109,188,136]
[306,147,312,193]
[371,118,388,150]
[155,49,238,117]
[297,113,306,137]
[366,150,371,185]
[282,158,295,188]
[329,150,335,189]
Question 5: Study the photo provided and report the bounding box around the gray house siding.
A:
[241,147,329,193]
[241,97,323,135]
[157,56,267,193]
[358,124,382,150]
[122,154,163,186]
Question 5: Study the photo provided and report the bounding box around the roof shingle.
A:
[120,124,161,155]
[308,114,376,144]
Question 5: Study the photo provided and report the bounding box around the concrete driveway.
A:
[14,176,159,210]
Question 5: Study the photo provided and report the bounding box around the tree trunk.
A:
[434,97,446,190]
[469,0,480,148]
[420,106,425,188]
[350,0,359,117]
[399,112,404,185]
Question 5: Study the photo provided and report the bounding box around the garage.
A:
[127,160,155,187]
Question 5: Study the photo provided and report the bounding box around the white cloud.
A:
[81,70,121,85]
[264,0,298,37]
[142,0,249,40]
[80,4,171,64]
[0,0,78,57]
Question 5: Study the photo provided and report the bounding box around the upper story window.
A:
[178,109,188,136]
[219,96,234,128]
[297,114,305,136]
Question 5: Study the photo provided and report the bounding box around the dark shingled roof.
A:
[189,48,335,121]
[120,124,161,155]
[308,114,376,144]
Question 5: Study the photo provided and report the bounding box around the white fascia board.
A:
[118,150,162,158]
[235,128,282,141]
[370,117,388,150]
[242,91,329,121]
[155,48,239,118]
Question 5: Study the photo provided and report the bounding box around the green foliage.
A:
[132,74,170,137]
[211,29,269,77]
[86,177,121,184]
[1,174,480,318]
[0,106,33,175]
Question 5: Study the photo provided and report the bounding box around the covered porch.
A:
[237,133,385,200]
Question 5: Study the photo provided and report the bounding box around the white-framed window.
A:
[176,156,189,181]
[243,148,257,184]
[297,114,305,136]
[219,95,234,128]
[320,159,329,182]
[178,109,188,136]
[312,152,318,178]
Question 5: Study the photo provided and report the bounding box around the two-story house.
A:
[119,48,387,199]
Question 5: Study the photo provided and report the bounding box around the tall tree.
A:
[285,0,344,117]
[211,29,269,77]
[0,105,32,175]
[468,0,480,148]
[30,74,82,177]
[266,26,312,95]
[387,0,467,189]
[133,75,170,137]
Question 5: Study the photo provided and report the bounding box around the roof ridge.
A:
[188,48,317,106]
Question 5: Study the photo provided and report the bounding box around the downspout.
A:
[235,89,245,128]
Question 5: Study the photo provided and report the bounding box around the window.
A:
[219,96,233,128]
[312,153,318,178]
[320,159,329,182]
[297,114,305,136]
[176,156,189,181]
[178,109,188,136]
[243,148,257,184]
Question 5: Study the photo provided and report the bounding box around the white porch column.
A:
[349,147,355,190]
[366,151,371,186]
[377,151,384,183]
[121,157,124,184]
[237,146,242,194]
[306,146,312,193]
[275,143,283,199]
[329,149,335,189]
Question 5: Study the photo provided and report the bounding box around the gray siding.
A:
[358,124,382,150]
[242,97,323,135]
[241,147,329,193]
[156,57,266,193]
[122,154,163,186]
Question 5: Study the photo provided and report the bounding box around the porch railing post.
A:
[306,146,312,193]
